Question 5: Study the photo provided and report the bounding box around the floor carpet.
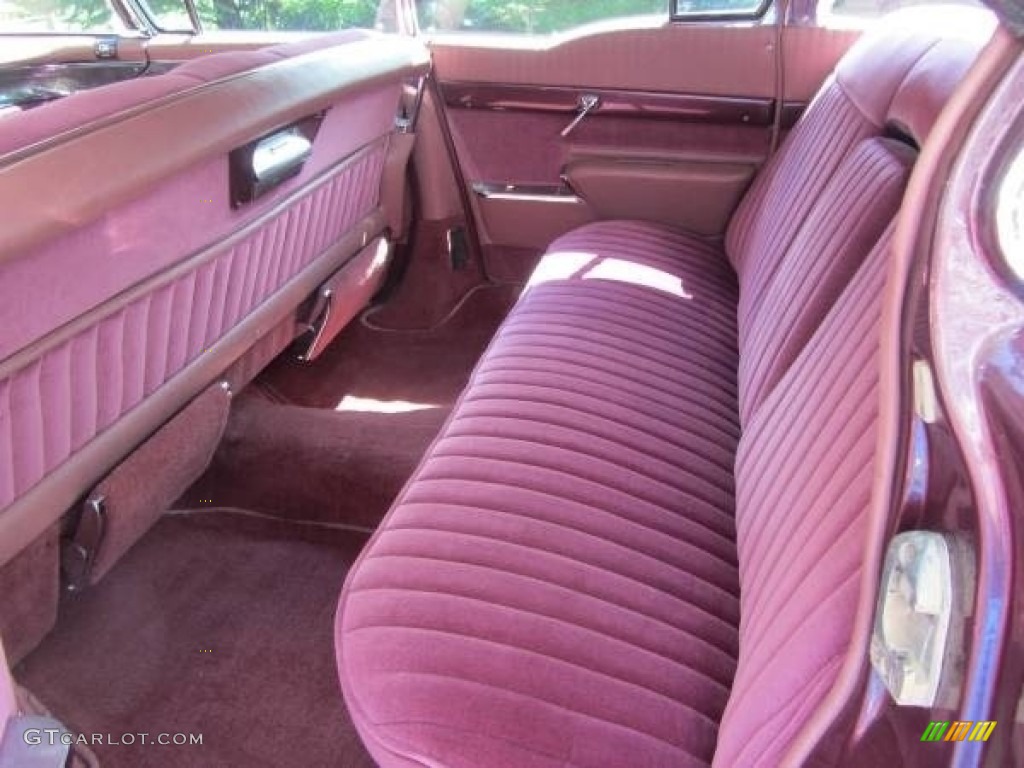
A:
[180,283,520,527]
[263,282,521,408]
[15,284,521,767]
[16,509,376,768]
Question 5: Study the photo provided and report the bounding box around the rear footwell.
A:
[14,509,375,768]
[180,282,521,528]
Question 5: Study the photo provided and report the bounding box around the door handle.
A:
[560,93,600,138]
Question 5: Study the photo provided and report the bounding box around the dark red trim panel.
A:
[440,81,778,124]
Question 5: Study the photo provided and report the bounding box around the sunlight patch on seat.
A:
[527,252,692,298]
[335,396,439,414]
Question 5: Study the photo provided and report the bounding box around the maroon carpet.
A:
[15,283,520,767]
[16,510,376,768]
[362,217,491,330]
[181,284,519,527]
[263,282,520,408]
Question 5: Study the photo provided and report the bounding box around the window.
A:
[144,0,383,32]
[416,0,766,34]
[417,0,661,34]
[0,0,123,32]
[143,0,768,36]
[672,0,768,16]
[819,0,982,21]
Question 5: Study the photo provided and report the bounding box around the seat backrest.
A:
[0,32,429,569]
[727,8,996,424]
[737,137,913,422]
[716,227,895,768]
[715,10,997,764]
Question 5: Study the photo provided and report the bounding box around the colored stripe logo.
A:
[921,721,996,742]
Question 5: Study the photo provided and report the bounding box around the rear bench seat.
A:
[335,12,995,768]
[0,32,428,659]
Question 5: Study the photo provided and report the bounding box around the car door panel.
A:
[429,23,775,276]
[782,25,862,101]
[444,85,772,182]
[427,18,863,276]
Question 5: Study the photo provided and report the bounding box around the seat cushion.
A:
[337,220,743,767]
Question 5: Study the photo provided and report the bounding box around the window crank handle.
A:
[561,94,600,138]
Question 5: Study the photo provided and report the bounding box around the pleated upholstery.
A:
[339,220,742,768]
[0,145,384,510]
[724,81,877,280]
[714,231,893,767]
[736,138,914,424]
[337,16,995,768]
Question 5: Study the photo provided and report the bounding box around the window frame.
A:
[416,0,775,38]
[131,0,199,34]
[669,0,774,23]
[134,0,389,36]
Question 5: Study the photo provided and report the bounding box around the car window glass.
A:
[0,0,124,32]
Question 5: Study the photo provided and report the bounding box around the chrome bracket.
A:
[62,496,107,593]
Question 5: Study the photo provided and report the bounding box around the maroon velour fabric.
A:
[340,221,741,766]
[332,10,997,767]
